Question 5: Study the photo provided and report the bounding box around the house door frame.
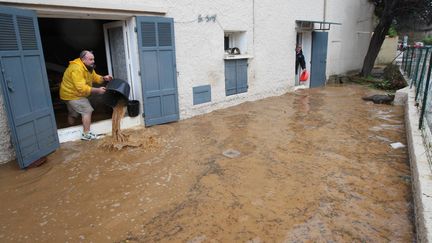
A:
[295,32,312,86]
[103,20,136,100]
[0,4,163,144]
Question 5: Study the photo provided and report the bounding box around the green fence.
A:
[401,46,432,163]
[401,47,432,130]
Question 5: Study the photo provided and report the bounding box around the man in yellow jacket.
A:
[60,50,113,140]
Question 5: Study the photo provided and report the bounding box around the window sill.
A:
[223,54,253,60]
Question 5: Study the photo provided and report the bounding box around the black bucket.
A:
[127,100,140,117]
[103,79,130,107]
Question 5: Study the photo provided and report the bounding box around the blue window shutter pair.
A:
[224,59,248,96]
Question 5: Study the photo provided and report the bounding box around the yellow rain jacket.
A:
[59,58,103,100]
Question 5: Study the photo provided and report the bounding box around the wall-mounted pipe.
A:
[323,0,327,22]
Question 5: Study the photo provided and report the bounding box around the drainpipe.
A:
[252,0,255,55]
[323,0,327,22]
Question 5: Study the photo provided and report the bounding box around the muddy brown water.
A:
[0,84,414,242]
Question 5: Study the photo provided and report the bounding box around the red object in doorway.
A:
[300,70,309,81]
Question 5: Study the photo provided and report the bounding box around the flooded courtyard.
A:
[0,84,414,242]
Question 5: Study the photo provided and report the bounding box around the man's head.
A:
[79,50,95,72]
[296,45,302,53]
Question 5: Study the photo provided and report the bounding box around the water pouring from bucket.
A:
[106,79,129,144]
[100,79,141,149]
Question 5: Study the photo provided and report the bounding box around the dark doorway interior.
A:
[38,18,113,129]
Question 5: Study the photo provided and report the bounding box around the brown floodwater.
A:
[0,84,414,242]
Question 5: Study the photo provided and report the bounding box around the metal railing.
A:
[401,46,432,130]
[400,46,432,163]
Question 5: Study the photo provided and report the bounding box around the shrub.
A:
[423,35,432,45]
[388,26,398,38]
[382,64,407,90]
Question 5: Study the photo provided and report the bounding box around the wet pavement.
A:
[0,84,414,242]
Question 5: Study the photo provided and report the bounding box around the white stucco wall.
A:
[166,0,256,119]
[326,0,374,75]
[168,0,375,119]
[0,0,374,164]
[375,36,398,65]
[0,91,15,164]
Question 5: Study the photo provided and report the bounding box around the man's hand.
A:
[92,87,106,95]
[103,75,113,82]
[98,87,106,94]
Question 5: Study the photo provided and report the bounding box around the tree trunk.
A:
[360,0,399,77]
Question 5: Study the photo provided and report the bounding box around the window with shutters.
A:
[224,59,248,96]
[223,30,250,96]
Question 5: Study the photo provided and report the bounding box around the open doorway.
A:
[295,32,303,86]
[295,32,312,87]
[38,18,115,129]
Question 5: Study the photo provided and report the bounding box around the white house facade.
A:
[0,0,374,166]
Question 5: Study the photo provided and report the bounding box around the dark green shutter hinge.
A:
[134,27,137,32]
[138,70,141,76]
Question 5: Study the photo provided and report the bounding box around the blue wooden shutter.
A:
[136,16,179,126]
[225,60,237,96]
[310,31,328,88]
[0,5,59,168]
[236,59,248,94]
[225,59,248,96]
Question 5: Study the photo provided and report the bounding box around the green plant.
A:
[388,26,398,37]
[423,35,432,45]
[373,79,392,90]
[366,75,376,82]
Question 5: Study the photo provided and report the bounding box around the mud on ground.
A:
[0,84,413,242]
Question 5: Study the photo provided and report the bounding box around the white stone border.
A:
[397,86,432,242]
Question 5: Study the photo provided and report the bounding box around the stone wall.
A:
[0,91,15,164]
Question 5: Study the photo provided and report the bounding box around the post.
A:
[411,48,423,88]
[416,48,430,101]
[408,48,415,77]
[403,48,410,73]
